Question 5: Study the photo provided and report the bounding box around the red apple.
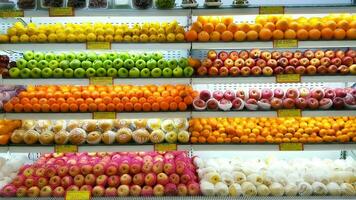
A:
[201,58,213,68]
[236,90,246,100]
[218,51,229,61]
[271,51,282,60]
[245,58,255,68]
[317,65,328,74]
[208,66,219,76]
[346,49,356,57]
[293,50,303,59]
[306,65,317,75]
[239,50,249,60]
[335,50,345,59]
[285,66,296,74]
[240,66,250,76]
[295,66,306,74]
[199,90,211,101]
[320,57,331,66]
[296,97,308,109]
[206,99,218,110]
[229,66,240,76]
[245,98,258,110]
[299,57,310,67]
[283,98,296,109]
[219,66,229,76]
[261,51,272,60]
[224,58,234,68]
[250,49,261,59]
[197,66,207,76]
[229,51,239,61]
[267,59,277,68]
[327,65,338,74]
[342,56,353,66]
[261,88,273,99]
[273,88,285,99]
[256,59,267,68]
[325,50,335,59]
[307,98,319,109]
[286,88,299,99]
[304,50,315,59]
[213,59,223,68]
[271,98,283,109]
[277,57,289,67]
[232,98,244,110]
[224,90,236,101]
[324,88,336,99]
[338,65,350,74]
[249,89,261,100]
[299,87,310,97]
[333,97,344,109]
[331,57,342,66]
[193,99,206,110]
[258,99,271,110]
[262,66,273,76]
[310,58,320,66]
[213,91,224,101]
[251,66,262,75]
[289,58,299,66]
[234,58,245,68]
[207,50,217,60]
[314,50,325,59]
[310,88,325,100]
[335,88,347,97]
[282,51,293,59]
[273,66,284,74]
[319,98,333,109]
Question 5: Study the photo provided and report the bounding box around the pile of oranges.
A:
[186,14,356,42]
[189,117,356,144]
[0,120,21,144]
[3,85,196,113]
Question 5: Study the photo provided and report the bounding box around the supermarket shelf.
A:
[116,112,191,119]
[190,144,356,151]
[192,75,356,84]
[0,146,8,153]
[24,9,190,17]
[192,110,356,118]
[0,43,191,51]
[8,146,53,153]
[114,78,191,85]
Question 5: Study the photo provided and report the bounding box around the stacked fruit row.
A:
[3,85,196,113]
[0,21,186,43]
[10,119,190,145]
[188,117,356,144]
[193,87,356,111]
[0,120,22,145]
[6,51,194,79]
[0,152,200,197]
[0,85,25,111]
[186,14,356,42]
[194,156,356,196]
[196,49,356,77]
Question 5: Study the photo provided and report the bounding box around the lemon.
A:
[87,33,96,41]
[10,35,19,43]
[19,34,30,43]
[149,34,158,42]
[125,29,133,36]
[157,33,166,42]
[132,28,140,36]
[105,35,113,42]
[97,35,105,42]
[132,35,140,42]
[95,28,105,35]
[114,35,123,42]
[29,35,37,42]
[27,27,37,36]
[157,28,165,34]
[149,28,157,35]
[139,34,149,42]
[141,28,149,35]
[66,34,76,42]
[77,34,87,42]
[14,22,24,28]
[123,35,132,42]
[175,33,185,42]
[115,29,124,36]
[37,33,47,43]
[47,33,57,43]
[0,34,9,43]
[104,28,114,35]
[85,27,95,34]
[16,27,27,35]
[7,27,17,36]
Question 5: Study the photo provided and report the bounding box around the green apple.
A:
[64,68,74,78]
[151,68,162,78]
[33,52,44,62]
[86,68,96,78]
[55,53,66,61]
[87,52,97,62]
[81,60,92,70]
[147,59,157,70]
[118,52,130,61]
[20,68,31,78]
[168,59,178,69]
[74,68,86,78]
[76,52,87,61]
[183,66,194,77]
[162,68,173,78]
[53,68,64,78]
[124,59,135,69]
[129,67,140,77]
[48,60,59,70]
[130,54,140,62]
[142,53,152,62]
[45,52,55,62]
[23,51,34,61]
[16,58,27,69]
[113,58,124,69]
[31,68,42,78]
[70,59,81,69]
[41,67,53,78]
[173,67,183,77]
[37,60,49,69]
[93,60,103,69]
[152,52,163,61]
[118,68,129,78]
[103,60,113,69]
[178,58,189,68]
[59,60,70,69]
[9,67,20,78]
[65,52,76,61]
[157,59,167,69]
[26,60,38,69]
[98,53,108,61]
[107,52,118,61]
[107,68,117,77]
[140,68,150,77]
[96,68,106,77]
[135,59,146,70]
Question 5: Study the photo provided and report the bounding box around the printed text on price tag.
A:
[65,191,90,200]
[49,7,74,17]
[259,6,284,14]
[277,109,302,118]
[0,10,24,17]
[279,143,304,151]
[276,74,301,83]
[90,77,113,86]
[154,144,177,151]
[55,145,78,153]
[86,42,111,50]
[273,39,298,48]
[93,112,116,119]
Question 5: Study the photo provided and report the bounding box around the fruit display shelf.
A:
[0,197,355,200]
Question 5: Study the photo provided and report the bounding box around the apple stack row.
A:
[196,49,356,77]
[193,87,356,111]
[4,51,195,79]
[0,151,200,197]
[10,119,190,145]
[194,156,356,196]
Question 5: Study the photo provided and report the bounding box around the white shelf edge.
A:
[303,110,356,117]
[192,42,273,50]
[190,144,356,151]
[4,113,92,120]
[116,112,191,119]
[111,43,191,50]
[298,40,356,48]
[79,145,154,153]
[191,111,277,118]
[2,78,89,85]
[0,146,9,153]
[114,78,191,85]
[8,146,53,153]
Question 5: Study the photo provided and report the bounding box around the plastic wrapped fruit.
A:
[87,131,102,144]
[23,130,40,145]
[67,0,86,8]
[132,0,152,9]
[161,119,175,132]
[54,130,69,145]
[101,130,116,144]
[34,120,51,132]
[113,119,131,129]
[177,130,190,143]
[69,128,87,145]
[98,120,113,132]
[21,120,35,130]
[10,129,25,144]
[150,129,165,143]
[82,120,97,132]
[116,128,132,144]
[41,0,65,7]
[132,128,150,144]
[174,118,188,130]
[67,120,82,131]
[155,0,175,9]
[133,119,147,129]
[52,120,66,133]
[147,119,161,130]
[17,0,36,9]
[89,0,108,8]
[39,130,54,145]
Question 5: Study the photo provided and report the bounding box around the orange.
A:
[79,104,88,112]
[197,16,209,25]
[191,21,203,32]
[289,21,299,31]
[178,102,187,111]
[272,30,284,39]
[321,28,333,39]
[208,16,220,26]
[250,24,262,32]
[337,20,350,31]
[203,23,215,34]
[210,31,221,41]
[309,29,321,40]
[3,102,13,112]
[215,23,227,33]
[227,23,238,33]
[198,31,210,42]
[198,136,206,143]
[334,28,346,39]
[115,103,124,112]
[20,97,30,104]
[264,22,276,31]
[69,103,78,112]
[124,102,133,112]
[276,19,289,31]
[151,102,160,112]
[238,23,250,33]
[234,31,246,41]
[221,31,233,42]
[346,28,356,39]
[259,28,272,40]
[88,103,97,112]
[23,103,32,112]
[142,102,151,112]
[185,30,198,42]
[222,16,234,26]
[41,104,50,112]
[246,30,258,41]
[169,102,178,111]
[296,29,309,40]
[284,29,296,39]
[160,102,169,111]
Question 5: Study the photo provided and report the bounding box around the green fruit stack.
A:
[9,51,195,78]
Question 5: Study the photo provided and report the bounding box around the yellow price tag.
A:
[279,143,304,151]
[276,74,301,83]
[55,145,78,153]
[90,77,113,86]
[154,143,177,151]
[277,109,302,118]
[86,42,111,50]
[0,10,24,18]
[259,6,284,14]
[273,39,298,48]
[65,191,90,200]
[49,7,74,17]
[93,112,116,119]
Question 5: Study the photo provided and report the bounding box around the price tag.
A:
[279,143,304,151]
[259,6,284,14]
[0,10,24,18]
[55,145,78,153]
[65,191,90,200]
[90,77,113,86]
[86,42,111,50]
[49,7,74,17]
[154,143,177,151]
[277,109,302,118]
[276,74,301,83]
[93,112,116,119]
[273,39,298,48]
